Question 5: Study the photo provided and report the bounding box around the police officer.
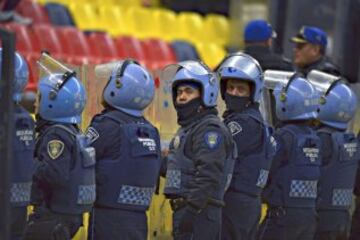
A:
[244,19,293,71]
[87,60,162,240]
[308,71,359,240]
[216,53,274,240]
[161,60,235,240]
[291,26,340,76]
[0,49,35,240]
[243,20,293,128]
[351,131,360,240]
[24,53,96,240]
[258,73,321,240]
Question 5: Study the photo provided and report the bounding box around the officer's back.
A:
[87,60,162,240]
[24,53,95,240]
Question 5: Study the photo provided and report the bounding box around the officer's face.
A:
[176,85,200,104]
[226,79,251,97]
[293,43,321,68]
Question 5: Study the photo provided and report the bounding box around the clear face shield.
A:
[160,60,214,84]
[37,52,76,99]
[307,70,342,104]
[95,59,140,103]
[218,54,263,80]
[262,70,296,126]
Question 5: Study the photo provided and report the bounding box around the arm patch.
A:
[204,131,222,149]
[85,127,100,144]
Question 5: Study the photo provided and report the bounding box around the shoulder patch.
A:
[85,127,100,144]
[204,131,222,149]
[173,135,180,149]
[227,121,242,136]
[47,140,64,160]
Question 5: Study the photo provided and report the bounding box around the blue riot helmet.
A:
[97,59,155,117]
[37,52,86,124]
[308,70,357,130]
[216,53,263,102]
[161,60,219,107]
[273,73,319,121]
[0,49,29,103]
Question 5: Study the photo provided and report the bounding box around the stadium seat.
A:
[177,12,204,44]
[86,32,118,63]
[125,7,155,39]
[195,42,227,69]
[203,14,230,46]
[170,40,200,61]
[44,2,75,26]
[141,39,177,69]
[2,23,34,54]
[56,27,92,65]
[114,0,142,8]
[68,3,104,31]
[98,6,129,37]
[114,36,147,67]
[152,8,178,41]
[16,0,50,24]
[32,24,65,60]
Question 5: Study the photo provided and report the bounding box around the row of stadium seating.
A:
[17,0,230,46]
[3,0,227,91]
[2,23,225,91]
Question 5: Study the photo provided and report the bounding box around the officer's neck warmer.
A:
[175,98,217,127]
[223,93,253,116]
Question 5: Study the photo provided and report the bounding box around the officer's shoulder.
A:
[193,118,226,137]
[41,125,75,145]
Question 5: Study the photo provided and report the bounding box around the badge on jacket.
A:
[48,140,64,159]
[227,121,242,136]
[204,131,221,149]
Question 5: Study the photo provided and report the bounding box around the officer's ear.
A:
[266,38,272,48]
[311,44,322,57]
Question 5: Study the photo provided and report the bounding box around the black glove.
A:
[178,206,199,233]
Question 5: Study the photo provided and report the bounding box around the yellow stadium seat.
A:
[114,0,142,8]
[69,3,104,31]
[195,42,227,69]
[125,7,156,39]
[152,8,178,41]
[177,12,205,44]
[98,6,131,37]
[204,14,230,46]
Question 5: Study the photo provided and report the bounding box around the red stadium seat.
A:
[86,32,118,63]
[114,36,147,67]
[32,24,65,60]
[16,0,50,24]
[2,23,34,54]
[2,24,41,89]
[55,27,92,65]
[141,39,177,70]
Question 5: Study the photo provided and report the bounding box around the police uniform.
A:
[88,109,162,240]
[222,105,274,240]
[297,56,341,77]
[164,109,235,240]
[24,121,96,240]
[349,132,360,240]
[259,123,321,240]
[11,104,35,240]
[314,126,360,240]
